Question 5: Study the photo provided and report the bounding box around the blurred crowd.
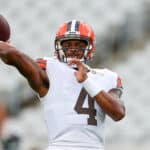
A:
[0,0,150,150]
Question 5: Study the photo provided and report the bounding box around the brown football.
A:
[0,15,10,41]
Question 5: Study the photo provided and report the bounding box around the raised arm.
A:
[0,41,49,97]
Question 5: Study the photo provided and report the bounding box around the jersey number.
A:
[74,88,97,126]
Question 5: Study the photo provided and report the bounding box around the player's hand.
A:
[68,58,87,83]
[0,40,10,48]
[0,41,14,54]
[0,41,9,54]
[0,41,16,64]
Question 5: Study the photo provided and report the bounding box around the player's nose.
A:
[68,47,78,52]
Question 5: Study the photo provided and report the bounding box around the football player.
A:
[0,20,125,150]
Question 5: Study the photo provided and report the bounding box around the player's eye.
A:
[78,48,86,52]
[62,47,70,51]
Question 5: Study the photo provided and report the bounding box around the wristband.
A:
[82,76,102,97]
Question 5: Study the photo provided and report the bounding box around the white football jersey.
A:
[39,57,122,149]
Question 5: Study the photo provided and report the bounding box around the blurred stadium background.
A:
[0,0,150,150]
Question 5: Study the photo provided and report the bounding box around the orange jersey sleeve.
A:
[117,76,123,89]
[36,58,47,70]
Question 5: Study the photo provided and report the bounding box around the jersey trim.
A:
[36,58,47,70]
[117,76,123,89]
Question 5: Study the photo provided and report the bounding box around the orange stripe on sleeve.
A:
[35,58,47,70]
[117,76,123,88]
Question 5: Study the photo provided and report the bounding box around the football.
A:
[0,14,10,41]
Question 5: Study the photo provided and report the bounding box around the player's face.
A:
[61,40,87,59]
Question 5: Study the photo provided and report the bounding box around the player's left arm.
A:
[68,58,125,121]
[95,88,125,121]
